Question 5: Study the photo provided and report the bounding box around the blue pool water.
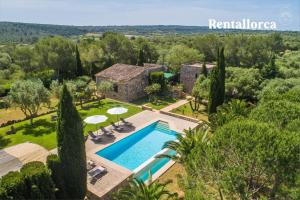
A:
[96,121,177,171]
[134,150,176,182]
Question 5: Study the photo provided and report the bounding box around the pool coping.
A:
[86,110,198,199]
[87,117,183,157]
[89,118,182,182]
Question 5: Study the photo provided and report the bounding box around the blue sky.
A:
[0,0,299,30]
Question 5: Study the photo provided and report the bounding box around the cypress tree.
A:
[137,48,145,66]
[57,85,87,199]
[208,67,219,114]
[202,62,208,77]
[75,45,84,76]
[219,47,225,104]
[208,47,225,115]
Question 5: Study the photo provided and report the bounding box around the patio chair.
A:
[110,122,124,132]
[100,126,114,137]
[88,166,107,182]
[88,131,102,142]
[120,118,133,126]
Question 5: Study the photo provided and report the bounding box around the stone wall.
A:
[123,72,149,102]
[180,65,202,93]
[96,66,164,102]
[96,72,149,102]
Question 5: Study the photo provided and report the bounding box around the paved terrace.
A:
[160,99,188,112]
[0,142,50,177]
[86,110,198,199]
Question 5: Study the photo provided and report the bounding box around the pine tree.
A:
[263,53,278,79]
[208,47,225,115]
[137,48,145,66]
[75,45,84,76]
[57,85,87,199]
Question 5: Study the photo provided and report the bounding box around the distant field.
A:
[0,97,59,125]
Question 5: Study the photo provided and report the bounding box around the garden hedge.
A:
[0,171,26,199]
[20,161,56,199]
[149,71,165,90]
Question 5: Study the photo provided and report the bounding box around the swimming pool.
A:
[133,149,176,182]
[96,121,177,174]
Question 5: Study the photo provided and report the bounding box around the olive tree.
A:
[144,83,161,103]
[166,45,204,73]
[96,81,113,103]
[8,79,50,125]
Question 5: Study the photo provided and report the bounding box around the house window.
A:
[195,73,198,79]
[113,84,118,93]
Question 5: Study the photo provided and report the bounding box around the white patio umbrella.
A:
[84,115,108,133]
[84,115,108,124]
[107,107,128,125]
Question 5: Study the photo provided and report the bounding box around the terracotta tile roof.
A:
[183,63,215,69]
[95,64,146,82]
[143,63,163,68]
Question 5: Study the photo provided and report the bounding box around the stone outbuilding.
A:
[95,63,164,102]
[180,63,215,93]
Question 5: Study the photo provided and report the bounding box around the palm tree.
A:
[113,178,178,200]
[210,99,250,130]
[157,126,210,163]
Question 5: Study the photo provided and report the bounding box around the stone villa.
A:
[95,63,164,102]
[180,63,215,93]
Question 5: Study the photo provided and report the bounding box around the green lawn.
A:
[0,99,142,150]
[171,102,208,122]
[132,96,177,110]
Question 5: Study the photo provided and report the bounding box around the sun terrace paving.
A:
[85,110,198,199]
[0,108,198,199]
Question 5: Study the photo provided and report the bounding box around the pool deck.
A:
[0,142,50,177]
[86,110,198,199]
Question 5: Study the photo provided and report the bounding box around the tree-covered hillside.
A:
[2,21,299,44]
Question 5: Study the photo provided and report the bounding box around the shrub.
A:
[0,171,26,199]
[47,154,66,198]
[30,184,43,199]
[144,83,161,103]
[0,99,9,109]
[0,69,10,79]
[0,186,8,199]
[20,161,56,199]
[149,71,165,90]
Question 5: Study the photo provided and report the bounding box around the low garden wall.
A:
[0,98,103,128]
[141,105,153,111]
[159,110,199,123]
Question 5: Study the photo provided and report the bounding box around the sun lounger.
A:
[88,166,107,179]
[88,131,102,142]
[100,126,114,137]
[110,122,124,132]
[120,118,133,126]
